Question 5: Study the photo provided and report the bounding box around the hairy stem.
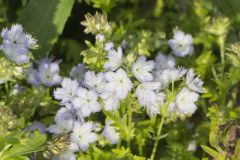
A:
[149,115,165,160]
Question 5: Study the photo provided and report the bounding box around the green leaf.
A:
[0,134,19,151]
[196,51,216,78]
[112,147,130,158]
[18,0,75,57]
[201,145,219,158]
[133,155,146,160]
[0,132,46,160]
[215,0,240,24]
[5,156,29,160]
[151,133,169,141]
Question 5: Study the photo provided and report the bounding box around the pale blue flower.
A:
[176,87,199,114]
[136,82,164,117]
[72,87,100,117]
[54,142,78,160]
[0,24,36,64]
[186,69,205,93]
[83,71,105,93]
[54,78,80,104]
[37,58,62,87]
[70,122,98,152]
[100,91,120,111]
[25,65,41,86]
[104,68,132,100]
[104,47,123,71]
[154,52,176,70]
[154,67,187,87]
[168,29,193,57]
[70,63,86,83]
[102,121,119,145]
[95,34,105,42]
[48,106,77,134]
[55,150,76,160]
[24,121,46,134]
[104,42,114,51]
[132,56,155,82]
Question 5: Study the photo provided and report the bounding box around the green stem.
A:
[219,37,225,65]
[219,36,227,107]
[117,138,122,148]
[138,143,143,156]
[149,115,165,160]
[127,102,132,149]
[5,82,9,97]
[171,81,174,93]
[150,82,175,160]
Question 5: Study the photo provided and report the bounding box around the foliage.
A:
[18,0,75,57]
[0,0,240,160]
[0,132,46,160]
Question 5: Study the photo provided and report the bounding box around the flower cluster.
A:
[0,57,23,84]
[0,24,37,65]
[0,18,202,159]
[152,52,205,120]
[25,58,61,87]
[81,12,112,34]
[46,28,204,159]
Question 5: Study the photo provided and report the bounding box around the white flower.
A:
[56,150,76,160]
[121,39,127,49]
[65,103,85,123]
[0,24,37,64]
[11,84,24,96]
[186,69,205,93]
[187,140,197,151]
[105,68,132,100]
[104,42,114,51]
[0,76,10,84]
[176,87,199,114]
[70,63,86,83]
[92,122,102,132]
[72,88,100,117]
[54,142,79,160]
[168,29,194,57]
[154,52,176,70]
[96,34,105,42]
[132,56,155,82]
[168,101,176,113]
[136,82,161,106]
[48,107,75,134]
[102,121,119,145]
[104,47,123,71]
[54,78,79,104]
[154,67,187,87]
[70,122,98,152]
[69,142,80,152]
[37,58,62,87]
[100,91,120,111]
[83,71,105,93]
[136,82,165,117]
